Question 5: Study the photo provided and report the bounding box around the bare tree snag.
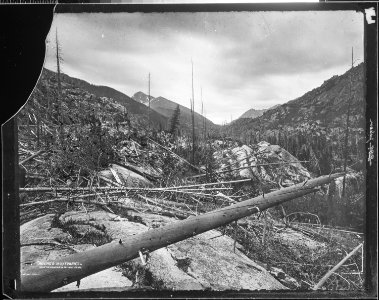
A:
[191,59,196,165]
[342,47,354,199]
[313,243,363,290]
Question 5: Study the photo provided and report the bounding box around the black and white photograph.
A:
[3,3,377,297]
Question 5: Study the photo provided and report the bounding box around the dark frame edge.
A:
[1,2,377,299]
[2,118,20,298]
[364,2,378,297]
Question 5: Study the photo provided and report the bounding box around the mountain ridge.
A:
[224,63,365,141]
[42,68,168,128]
[133,91,218,135]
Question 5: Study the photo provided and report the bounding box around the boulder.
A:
[213,142,311,185]
[99,164,153,187]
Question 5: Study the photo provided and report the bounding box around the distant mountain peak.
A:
[239,108,265,120]
[132,91,155,106]
[239,104,280,120]
[131,91,217,135]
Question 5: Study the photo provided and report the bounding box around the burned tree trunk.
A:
[20,173,343,292]
[326,179,336,226]
[191,60,196,164]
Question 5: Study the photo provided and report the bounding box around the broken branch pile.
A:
[20,173,343,292]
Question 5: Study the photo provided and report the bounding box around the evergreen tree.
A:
[169,104,181,136]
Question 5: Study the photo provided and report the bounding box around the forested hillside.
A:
[41,68,168,130]
[223,63,365,177]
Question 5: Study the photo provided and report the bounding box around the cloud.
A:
[44,10,364,124]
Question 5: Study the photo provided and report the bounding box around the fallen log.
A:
[218,160,310,172]
[20,197,113,209]
[140,196,200,211]
[189,161,310,179]
[19,187,123,193]
[19,186,233,193]
[25,174,46,180]
[109,201,190,220]
[19,149,46,165]
[157,189,217,198]
[290,222,364,235]
[313,243,363,290]
[155,178,252,190]
[20,173,343,292]
[20,190,129,207]
[137,195,195,216]
[175,187,232,191]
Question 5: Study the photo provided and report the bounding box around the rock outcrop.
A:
[213,142,311,185]
[21,210,287,291]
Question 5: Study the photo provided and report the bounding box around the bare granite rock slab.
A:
[21,210,287,291]
[52,267,132,292]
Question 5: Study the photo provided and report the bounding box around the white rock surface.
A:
[21,210,287,291]
[52,267,132,292]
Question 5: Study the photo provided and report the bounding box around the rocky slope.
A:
[225,63,365,140]
[41,68,168,129]
[212,141,311,184]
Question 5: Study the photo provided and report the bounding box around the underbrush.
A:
[223,213,364,291]
[50,211,113,246]
[118,260,166,290]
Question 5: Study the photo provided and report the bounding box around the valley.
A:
[16,63,366,293]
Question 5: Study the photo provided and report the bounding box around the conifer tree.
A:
[169,104,181,136]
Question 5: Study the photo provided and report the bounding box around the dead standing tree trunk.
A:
[20,173,344,292]
[326,178,336,226]
[191,59,196,165]
[55,28,64,147]
[342,48,355,226]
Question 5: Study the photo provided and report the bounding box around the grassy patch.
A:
[176,257,191,273]
[50,212,112,246]
[119,261,166,290]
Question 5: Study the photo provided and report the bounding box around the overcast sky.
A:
[44,10,363,124]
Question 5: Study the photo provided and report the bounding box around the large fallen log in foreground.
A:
[20,173,343,292]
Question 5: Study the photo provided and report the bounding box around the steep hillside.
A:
[222,63,365,176]
[42,68,168,129]
[225,63,365,141]
[133,91,219,136]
